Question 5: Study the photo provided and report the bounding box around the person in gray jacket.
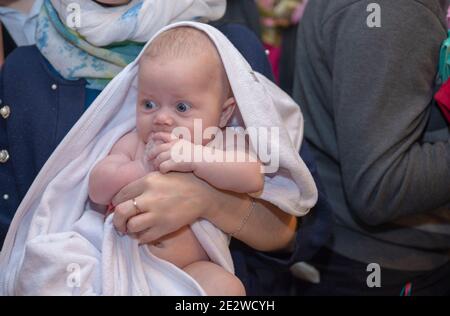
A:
[293,0,450,295]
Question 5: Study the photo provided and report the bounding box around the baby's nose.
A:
[153,112,174,126]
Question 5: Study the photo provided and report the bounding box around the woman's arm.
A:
[111,172,297,252]
[202,185,296,252]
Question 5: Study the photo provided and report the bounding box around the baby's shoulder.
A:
[110,131,140,154]
[119,131,140,142]
[115,131,140,145]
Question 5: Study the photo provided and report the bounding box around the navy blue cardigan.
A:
[0,24,332,295]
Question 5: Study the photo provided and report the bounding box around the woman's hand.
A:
[111,171,297,251]
[111,172,218,244]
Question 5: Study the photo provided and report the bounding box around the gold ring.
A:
[132,198,142,215]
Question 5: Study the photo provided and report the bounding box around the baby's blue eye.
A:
[144,100,157,110]
[176,102,191,113]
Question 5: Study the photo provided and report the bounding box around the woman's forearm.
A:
[202,190,297,252]
[111,171,298,251]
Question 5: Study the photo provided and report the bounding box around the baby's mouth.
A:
[147,130,174,141]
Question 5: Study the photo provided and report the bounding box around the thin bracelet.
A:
[231,198,256,238]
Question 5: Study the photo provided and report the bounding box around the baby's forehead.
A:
[140,28,227,79]
[143,27,220,61]
[139,27,231,92]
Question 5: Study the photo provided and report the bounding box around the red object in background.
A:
[264,43,281,84]
[105,203,115,218]
[434,79,450,123]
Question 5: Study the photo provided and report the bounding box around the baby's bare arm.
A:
[89,132,147,205]
[192,146,264,194]
[150,132,264,194]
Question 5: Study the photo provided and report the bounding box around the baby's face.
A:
[136,54,228,146]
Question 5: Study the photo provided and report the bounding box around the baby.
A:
[88,27,264,296]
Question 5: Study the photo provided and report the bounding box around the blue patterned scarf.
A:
[36,0,144,90]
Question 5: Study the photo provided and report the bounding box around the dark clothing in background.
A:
[1,26,16,59]
[213,0,262,38]
[294,247,450,296]
[216,1,300,96]
[293,0,450,294]
[279,25,298,95]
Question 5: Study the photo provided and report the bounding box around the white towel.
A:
[0,22,318,296]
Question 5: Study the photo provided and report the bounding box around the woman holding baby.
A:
[0,0,325,295]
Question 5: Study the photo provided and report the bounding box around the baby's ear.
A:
[219,97,236,128]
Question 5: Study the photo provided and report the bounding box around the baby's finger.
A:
[160,160,193,174]
[159,160,174,174]
[153,151,172,170]
[147,142,173,161]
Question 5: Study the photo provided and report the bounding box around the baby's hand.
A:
[147,132,198,174]
[138,137,161,173]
